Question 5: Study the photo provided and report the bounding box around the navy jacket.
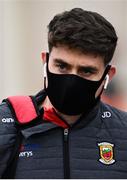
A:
[0,90,127,179]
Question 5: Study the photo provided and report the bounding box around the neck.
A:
[55,109,82,125]
[42,96,82,125]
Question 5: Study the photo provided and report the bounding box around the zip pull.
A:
[64,128,69,141]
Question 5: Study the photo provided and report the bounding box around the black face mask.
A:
[46,65,111,116]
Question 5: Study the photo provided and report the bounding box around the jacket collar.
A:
[71,100,102,129]
[21,90,102,138]
[21,121,59,138]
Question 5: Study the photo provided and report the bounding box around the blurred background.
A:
[0,0,127,111]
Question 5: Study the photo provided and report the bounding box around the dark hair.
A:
[48,8,118,65]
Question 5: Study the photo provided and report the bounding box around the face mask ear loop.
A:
[96,65,111,99]
[99,65,111,83]
[46,52,49,63]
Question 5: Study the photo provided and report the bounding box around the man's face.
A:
[48,45,105,81]
[45,45,115,115]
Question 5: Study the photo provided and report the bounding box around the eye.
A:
[55,62,69,73]
[83,69,92,74]
[57,63,66,70]
[81,69,92,75]
[79,67,98,78]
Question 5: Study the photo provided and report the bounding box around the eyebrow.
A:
[54,58,71,67]
[53,58,98,72]
[78,66,98,73]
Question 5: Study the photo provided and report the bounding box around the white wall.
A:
[0,0,127,100]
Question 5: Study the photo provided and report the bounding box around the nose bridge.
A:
[70,65,78,75]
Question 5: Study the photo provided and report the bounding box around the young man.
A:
[0,8,127,179]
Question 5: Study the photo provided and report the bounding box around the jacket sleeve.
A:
[0,101,17,177]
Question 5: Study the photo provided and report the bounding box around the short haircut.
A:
[48,8,118,65]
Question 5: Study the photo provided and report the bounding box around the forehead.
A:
[49,46,105,69]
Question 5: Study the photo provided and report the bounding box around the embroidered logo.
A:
[102,111,111,118]
[19,144,41,158]
[2,118,14,123]
[19,151,33,158]
[98,142,115,165]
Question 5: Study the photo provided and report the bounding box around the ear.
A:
[108,65,116,81]
[104,65,116,89]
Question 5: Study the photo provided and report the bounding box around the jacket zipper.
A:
[63,128,70,179]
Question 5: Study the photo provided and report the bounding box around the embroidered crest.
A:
[98,142,115,165]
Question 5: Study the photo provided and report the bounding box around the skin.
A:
[43,45,116,125]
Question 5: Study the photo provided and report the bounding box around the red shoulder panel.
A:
[8,96,38,124]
